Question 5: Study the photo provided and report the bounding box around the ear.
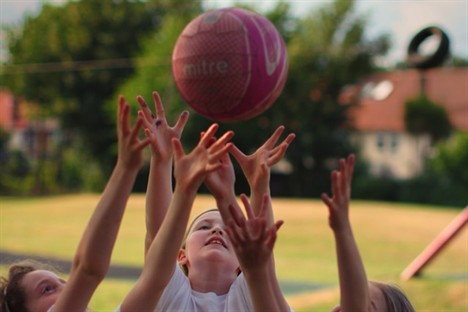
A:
[178,249,187,266]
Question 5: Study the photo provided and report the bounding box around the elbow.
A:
[71,253,109,282]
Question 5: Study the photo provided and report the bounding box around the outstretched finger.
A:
[338,158,347,196]
[331,171,340,199]
[240,194,255,220]
[210,133,234,158]
[262,125,285,150]
[138,110,154,130]
[174,110,190,136]
[171,138,185,160]
[136,95,155,122]
[129,117,145,144]
[226,220,244,246]
[265,221,283,250]
[228,203,246,227]
[268,132,295,156]
[152,91,166,121]
[199,124,219,147]
[118,96,131,136]
[266,143,288,167]
[346,154,355,186]
[135,136,151,152]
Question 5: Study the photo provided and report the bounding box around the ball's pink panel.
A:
[172,7,288,122]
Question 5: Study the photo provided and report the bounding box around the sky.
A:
[0,0,467,65]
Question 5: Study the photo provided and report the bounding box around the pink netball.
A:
[172,8,288,122]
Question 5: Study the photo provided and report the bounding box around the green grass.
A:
[1,195,467,311]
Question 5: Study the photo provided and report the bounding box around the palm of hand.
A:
[117,96,149,170]
[204,154,236,196]
[174,147,214,190]
[137,92,188,162]
[230,219,272,270]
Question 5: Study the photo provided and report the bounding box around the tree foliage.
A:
[2,0,390,196]
[404,95,452,142]
[115,0,390,196]
[268,0,389,196]
[2,0,202,170]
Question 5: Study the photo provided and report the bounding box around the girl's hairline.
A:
[187,208,220,232]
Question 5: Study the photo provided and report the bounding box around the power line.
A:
[0,57,170,74]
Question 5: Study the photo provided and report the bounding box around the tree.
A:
[1,0,202,173]
[115,0,389,197]
[405,95,453,143]
[430,131,468,189]
[399,131,468,206]
[267,0,390,196]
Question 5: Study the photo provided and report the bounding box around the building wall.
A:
[354,131,432,179]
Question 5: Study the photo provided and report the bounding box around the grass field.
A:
[1,194,467,311]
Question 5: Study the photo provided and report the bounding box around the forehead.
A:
[189,210,224,232]
[193,211,223,225]
[22,270,60,285]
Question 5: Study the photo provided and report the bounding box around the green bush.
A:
[404,95,452,142]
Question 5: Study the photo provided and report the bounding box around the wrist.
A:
[242,265,269,280]
[214,190,237,206]
[150,156,172,167]
[113,162,140,180]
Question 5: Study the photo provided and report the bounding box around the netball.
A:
[172,7,288,122]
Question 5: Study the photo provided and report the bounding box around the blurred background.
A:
[1,0,467,205]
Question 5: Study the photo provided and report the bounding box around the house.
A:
[344,67,468,179]
[0,89,60,160]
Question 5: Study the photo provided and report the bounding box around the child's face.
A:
[181,211,239,274]
[21,269,66,312]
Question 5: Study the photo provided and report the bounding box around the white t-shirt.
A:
[116,265,295,312]
[155,265,253,311]
[115,265,253,312]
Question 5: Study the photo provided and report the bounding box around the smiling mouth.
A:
[205,237,227,248]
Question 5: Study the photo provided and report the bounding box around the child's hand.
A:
[321,154,355,232]
[229,126,295,193]
[137,91,189,162]
[172,124,234,192]
[204,151,236,200]
[226,194,283,272]
[116,96,151,171]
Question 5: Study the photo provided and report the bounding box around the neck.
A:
[188,262,238,295]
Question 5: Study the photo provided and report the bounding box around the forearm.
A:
[250,185,275,226]
[74,163,138,279]
[267,260,290,312]
[145,157,173,251]
[244,268,282,312]
[333,227,370,312]
[214,189,239,226]
[121,186,196,311]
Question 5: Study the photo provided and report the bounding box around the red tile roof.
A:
[348,68,468,131]
[0,91,15,130]
[0,90,30,130]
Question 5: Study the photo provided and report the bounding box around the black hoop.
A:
[406,26,450,69]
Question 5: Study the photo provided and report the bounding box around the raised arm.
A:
[228,126,294,310]
[137,91,189,253]
[204,149,240,226]
[321,154,371,312]
[119,124,233,312]
[53,96,150,312]
[225,194,284,312]
[229,125,295,225]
